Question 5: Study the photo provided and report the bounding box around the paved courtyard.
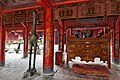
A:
[0,44,60,80]
[0,44,120,80]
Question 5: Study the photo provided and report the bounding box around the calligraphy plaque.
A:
[54,7,76,19]
[82,6,100,16]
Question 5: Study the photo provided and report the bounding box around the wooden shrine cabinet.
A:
[67,34,111,68]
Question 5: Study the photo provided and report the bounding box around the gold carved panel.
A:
[67,34,110,68]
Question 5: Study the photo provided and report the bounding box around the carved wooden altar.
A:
[67,34,111,68]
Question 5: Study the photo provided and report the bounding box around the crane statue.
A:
[23,11,39,78]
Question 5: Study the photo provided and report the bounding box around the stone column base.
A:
[112,58,120,65]
[0,61,5,66]
[23,54,28,58]
[43,67,54,75]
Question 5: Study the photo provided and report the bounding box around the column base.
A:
[112,58,120,65]
[43,67,54,76]
[23,54,28,58]
[0,61,5,66]
[42,72,54,76]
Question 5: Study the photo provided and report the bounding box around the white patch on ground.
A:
[0,44,60,80]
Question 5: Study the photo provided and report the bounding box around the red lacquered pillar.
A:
[112,16,120,64]
[43,8,54,74]
[23,26,28,58]
[93,30,98,38]
[55,20,64,65]
[0,12,5,66]
[66,29,69,64]
[119,20,120,64]
[58,19,64,52]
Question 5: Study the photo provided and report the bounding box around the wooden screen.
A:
[67,34,111,68]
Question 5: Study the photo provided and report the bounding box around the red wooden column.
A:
[118,16,120,65]
[21,22,28,58]
[111,29,115,63]
[93,30,98,38]
[43,8,54,75]
[112,16,120,64]
[55,20,64,65]
[58,19,64,52]
[0,9,5,66]
[66,29,69,64]
[36,0,54,75]
[118,16,120,64]
[23,26,28,58]
[66,29,69,53]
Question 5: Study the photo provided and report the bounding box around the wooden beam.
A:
[20,22,26,27]
[36,0,52,8]
[51,0,90,6]
[2,0,90,13]
[1,5,41,13]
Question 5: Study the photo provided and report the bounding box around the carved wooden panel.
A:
[14,10,26,23]
[78,5,103,18]
[37,8,44,21]
[111,3,120,14]
[2,0,34,8]
[2,8,44,24]
[67,34,111,68]
[64,18,108,30]
[27,8,44,22]
[2,13,12,24]
[27,9,34,22]
[54,7,76,19]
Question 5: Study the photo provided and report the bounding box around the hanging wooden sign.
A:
[54,7,76,19]
[78,5,102,18]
